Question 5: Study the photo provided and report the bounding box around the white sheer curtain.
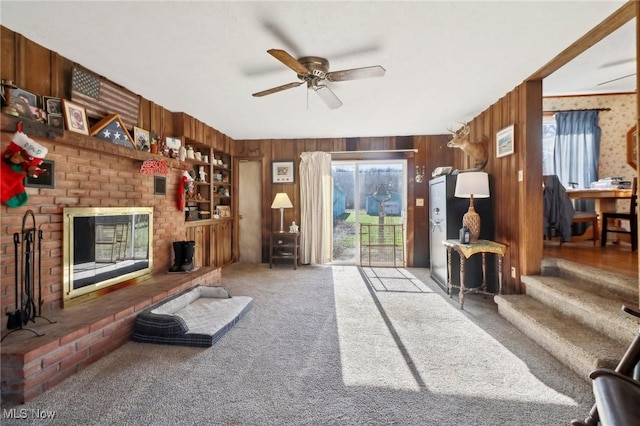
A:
[299,152,332,264]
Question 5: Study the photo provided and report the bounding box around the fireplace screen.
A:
[63,207,153,305]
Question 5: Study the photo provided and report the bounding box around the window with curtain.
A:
[542,116,557,176]
[543,110,601,213]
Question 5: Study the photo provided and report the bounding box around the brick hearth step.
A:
[1,267,221,404]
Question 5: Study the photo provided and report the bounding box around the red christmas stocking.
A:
[1,131,48,208]
[177,171,194,211]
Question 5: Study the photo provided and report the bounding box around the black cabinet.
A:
[429,174,494,291]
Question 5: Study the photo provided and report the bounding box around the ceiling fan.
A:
[252,49,386,109]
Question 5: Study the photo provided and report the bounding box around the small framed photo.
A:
[62,99,89,135]
[43,96,62,114]
[496,124,515,158]
[216,205,231,218]
[134,126,151,152]
[47,113,64,129]
[272,161,294,184]
[24,159,55,189]
[11,88,46,123]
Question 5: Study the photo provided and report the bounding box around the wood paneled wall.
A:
[0,26,176,141]
[235,135,454,268]
[464,81,543,294]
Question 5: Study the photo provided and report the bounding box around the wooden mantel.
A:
[1,114,189,170]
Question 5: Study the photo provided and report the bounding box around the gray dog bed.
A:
[132,286,253,347]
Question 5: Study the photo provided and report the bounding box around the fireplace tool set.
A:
[2,210,55,342]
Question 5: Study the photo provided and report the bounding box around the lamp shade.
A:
[272,192,293,233]
[454,172,490,198]
[271,193,293,209]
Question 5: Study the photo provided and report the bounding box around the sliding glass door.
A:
[331,160,406,264]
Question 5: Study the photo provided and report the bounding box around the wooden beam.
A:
[529,1,635,81]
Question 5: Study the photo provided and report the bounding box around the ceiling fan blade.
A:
[252,81,303,97]
[314,85,343,109]
[267,49,309,75]
[600,57,636,68]
[597,73,636,86]
[326,65,386,82]
[261,22,303,58]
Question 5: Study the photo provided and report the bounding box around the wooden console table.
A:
[442,239,507,309]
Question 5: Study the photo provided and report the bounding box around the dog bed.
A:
[132,286,253,347]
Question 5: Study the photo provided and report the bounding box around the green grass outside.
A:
[333,210,404,261]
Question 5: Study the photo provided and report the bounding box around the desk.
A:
[269,232,299,269]
[567,188,633,242]
[442,239,507,309]
[567,188,633,212]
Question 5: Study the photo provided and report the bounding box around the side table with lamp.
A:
[428,172,494,292]
[270,192,299,269]
[442,171,506,309]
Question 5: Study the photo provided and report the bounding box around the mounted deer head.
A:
[447,122,488,169]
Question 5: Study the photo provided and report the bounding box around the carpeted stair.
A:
[495,258,639,380]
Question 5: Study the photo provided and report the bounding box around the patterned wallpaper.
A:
[543,93,636,182]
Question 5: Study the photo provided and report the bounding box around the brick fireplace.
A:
[1,118,220,403]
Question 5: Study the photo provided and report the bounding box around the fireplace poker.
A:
[36,227,55,324]
[5,233,22,329]
[38,228,43,315]
[23,230,36,324]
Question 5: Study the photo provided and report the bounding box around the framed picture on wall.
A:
[47,113,64,129]
[134,126,151,152]
[272,161,294,184]
[627,125,637,170]
[43,96,62,114]
[496,124,515,158]
[62,99,89,135]
[24,159,55,189]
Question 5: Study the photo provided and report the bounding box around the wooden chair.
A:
[569,211,598,247]
[543,175,598,246]
[601,177,637,251]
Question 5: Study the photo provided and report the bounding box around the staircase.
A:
[495,258,639,380]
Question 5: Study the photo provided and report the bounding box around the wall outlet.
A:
[511,267,517,278]
[416,198,424,207]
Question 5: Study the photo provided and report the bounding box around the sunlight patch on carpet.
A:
[332,265,422,391]
[360,267,433,293]
[332,265,579,406]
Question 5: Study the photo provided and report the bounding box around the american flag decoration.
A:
[71,65,140,129]
[90,114,135,149]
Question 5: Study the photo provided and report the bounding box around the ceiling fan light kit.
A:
[252,48,385,109]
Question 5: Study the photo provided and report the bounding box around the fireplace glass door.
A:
[63,207,153,305]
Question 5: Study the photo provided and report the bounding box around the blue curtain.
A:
[553,110,601,214]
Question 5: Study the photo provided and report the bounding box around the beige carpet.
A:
[0,263,593,425]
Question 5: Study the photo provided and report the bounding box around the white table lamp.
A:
[271,192,293,233]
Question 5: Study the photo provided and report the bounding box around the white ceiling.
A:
[0,1,634,140]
